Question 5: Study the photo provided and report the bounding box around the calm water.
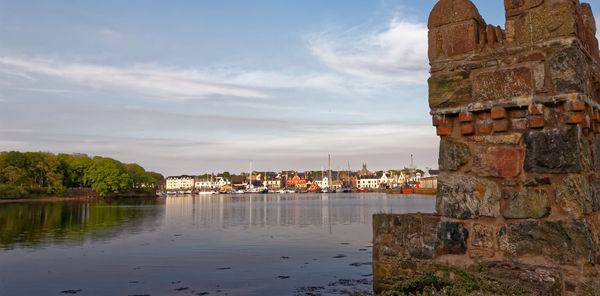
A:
[0,193,435,296]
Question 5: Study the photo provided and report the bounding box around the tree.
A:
[0,166,27,185]
[126,163,153,189]
[86,157,132,196]
[147,172,164,187]
[58,154,93,188]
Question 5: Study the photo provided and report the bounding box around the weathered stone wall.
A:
[374,0,600,294]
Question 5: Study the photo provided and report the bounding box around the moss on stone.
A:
[381,265,533,296]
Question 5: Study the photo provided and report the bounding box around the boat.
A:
[402,187,414,194]
[198,191,217,195]
[245,187,268,194]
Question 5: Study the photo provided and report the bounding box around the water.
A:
[0,193,435,296]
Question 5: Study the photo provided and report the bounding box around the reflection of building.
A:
[166,175,195,190]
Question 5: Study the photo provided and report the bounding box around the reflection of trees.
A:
[0,199,165,250]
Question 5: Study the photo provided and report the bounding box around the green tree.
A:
[86,157,132,196]
[147,172,164,187]
[126,163,153,189]
[0,166,27,185]
[57,154,93,188]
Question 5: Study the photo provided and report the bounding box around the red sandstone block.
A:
[528,116,545,129]
[461,123,475,135]
[568,100,586,111]
[529,104,544,115]
[511,118,528,130]
[496,148,522,178]
[491,107,506,119]
[478,123,492,134]
[509,109,527,119]
[566,112,585,124]
[433,115,450,126]
[459,111,474,122]
[517,52,546,63]
[437,125,452,136]
[493,119,509,132]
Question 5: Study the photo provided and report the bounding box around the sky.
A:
[0,0,598,176]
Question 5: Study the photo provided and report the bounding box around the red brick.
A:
[478,123,492,134]
[509,109,527,119]
[568,100,586,111]
[459,111,474,122]
[566,112,585,124]
[461,123,475,135]
[529,104,544,115]
[477,112,491,121]
[511,118,528,130]
[528,116,545,129]
[493,119,509,132]
[433,115,451,126]
[437,126,452,136]
[491,107,506,119]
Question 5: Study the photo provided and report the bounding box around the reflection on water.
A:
[165,194,397,228]
[0,199,165,250]
[0,193,434,296]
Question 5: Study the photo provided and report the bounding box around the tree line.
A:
[0,151,164,198]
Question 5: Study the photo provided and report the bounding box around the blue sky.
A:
[0,1,598,175]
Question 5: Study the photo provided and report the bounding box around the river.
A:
[0,193,435,296]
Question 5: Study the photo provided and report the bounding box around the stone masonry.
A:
[373,0,600,294]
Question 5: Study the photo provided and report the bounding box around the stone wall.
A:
[373,0,600,295]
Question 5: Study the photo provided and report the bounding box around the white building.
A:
[195,176,231,189]
[357,176,380,189]
[166,175,195,190]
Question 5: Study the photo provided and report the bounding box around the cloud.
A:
[308,17,429,85]
[0,56,386,100]
[0,57,270,100]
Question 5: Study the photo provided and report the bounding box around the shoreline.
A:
[0,194,158,204]
[0,196,95,204]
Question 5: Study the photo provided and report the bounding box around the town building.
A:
[165,175,195,190]
[286,174,307,188]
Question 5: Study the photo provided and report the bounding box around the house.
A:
[195,176,231,189]
[357,175,380,189]
[165,175,195,190]
[329,180,343,189]
[231,175,248,188]
[286,174,307,188]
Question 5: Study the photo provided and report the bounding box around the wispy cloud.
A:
[0,56,385,100]
[0,57,270,100]
[308,17,428,85]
